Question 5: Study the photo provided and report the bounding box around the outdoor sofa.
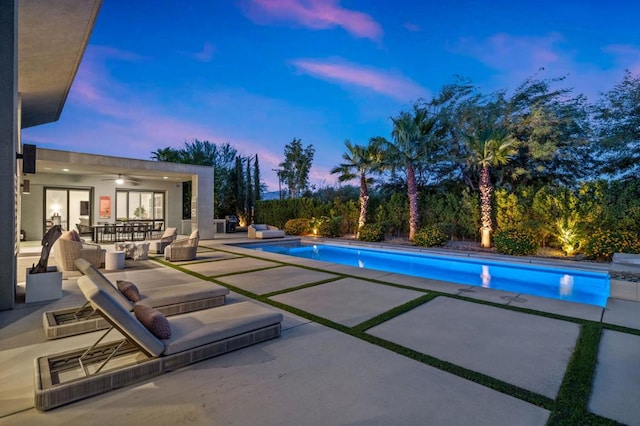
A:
[248,224,285,239]
[42,258,229,339]
[34,268,282,411]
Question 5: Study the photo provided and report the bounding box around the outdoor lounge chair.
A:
[146,226,177,253]
[42,258,229,339]
[164,230,199,261]
[248,224,285,239]
[34,272,282,411]
[53,230,106,271]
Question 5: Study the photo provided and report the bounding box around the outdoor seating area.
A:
[248,224,285,239]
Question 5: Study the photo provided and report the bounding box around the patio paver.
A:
[589,330,640,426]
[367,296,580,398]
[270,277,425,327]
[181,257,278,277]
[217,265,339,295]
[602,298,640,329]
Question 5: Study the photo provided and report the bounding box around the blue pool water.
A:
[240,241,610,307]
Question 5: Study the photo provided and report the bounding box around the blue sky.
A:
[22,0,640,190]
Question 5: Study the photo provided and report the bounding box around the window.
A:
[116,190,164,221]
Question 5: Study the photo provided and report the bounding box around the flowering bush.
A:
[494,229,538,256]
[284,218,311,236]
[358,223,385,242]
[314,216,342,237]
[413,226,448,247]
[585,230,640,262]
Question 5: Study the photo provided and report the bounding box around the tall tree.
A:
[279,138,315,198]
[374,104,444,241]
[253,154,262,202]
[595,70,640,179]
[151,147,182,162]
[330,140,380,236]
[465,127,517,247]
[245,156,253,222]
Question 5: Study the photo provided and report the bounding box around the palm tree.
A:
[330,140,380,237]
[375,105,441,241]
[465,127,517,247]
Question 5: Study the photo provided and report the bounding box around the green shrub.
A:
[316,216,342,237]
[494,229,539,256]
[284,218,311,236]
[358,223,385,242]
[585,230,640,262]
[413,226,448,247]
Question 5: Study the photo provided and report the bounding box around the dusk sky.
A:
[22,0,640,190]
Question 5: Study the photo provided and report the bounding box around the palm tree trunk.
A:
[358,174,368,238]
[479,165,492,248]
[407,164,419,241]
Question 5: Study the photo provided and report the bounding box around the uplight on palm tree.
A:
[330,140,381,237]
[375,105,442,241]
[465,127,517,248]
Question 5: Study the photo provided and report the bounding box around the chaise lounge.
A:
[248,224,285,239]
[34,270,282,411]
[42,258,229,339]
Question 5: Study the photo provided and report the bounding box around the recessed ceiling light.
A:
[62,168,69,172]
[163,176,168,179]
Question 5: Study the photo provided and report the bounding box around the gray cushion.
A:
[117,280,141,302]
[75,258,133,312]
[140,281,228,307]
[162,301,283,355]
[77,275,164,357]
[134,304,172,339]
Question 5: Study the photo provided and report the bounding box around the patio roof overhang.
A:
[18,0,102,128]
[36,147,207,183]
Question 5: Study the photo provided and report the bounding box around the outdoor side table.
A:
[105,251,125,270]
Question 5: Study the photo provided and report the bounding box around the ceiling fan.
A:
[101,174,140,186]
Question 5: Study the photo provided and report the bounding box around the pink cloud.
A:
[292,58,429,101]
[242,0,382,41]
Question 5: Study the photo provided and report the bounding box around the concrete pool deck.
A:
[1,236,639,425]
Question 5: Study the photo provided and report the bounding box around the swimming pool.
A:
[239,241,610,307]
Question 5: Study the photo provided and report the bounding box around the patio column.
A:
[0,0,18,310]
[191,169,214,239]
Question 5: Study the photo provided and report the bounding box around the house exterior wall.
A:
[0,0,18,310]
[21,173,187,241]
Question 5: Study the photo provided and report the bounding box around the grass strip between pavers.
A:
[153,252,636,425]
[547,323,623,426]
[352,293,438,333]
[262,276,344,298]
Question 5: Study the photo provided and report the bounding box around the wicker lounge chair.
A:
[164,230,199,261]
[54,230,105,271]
[35,271,282,411]
[147,226,177,253]
[42,258,229,339]
[248,224,285,239]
